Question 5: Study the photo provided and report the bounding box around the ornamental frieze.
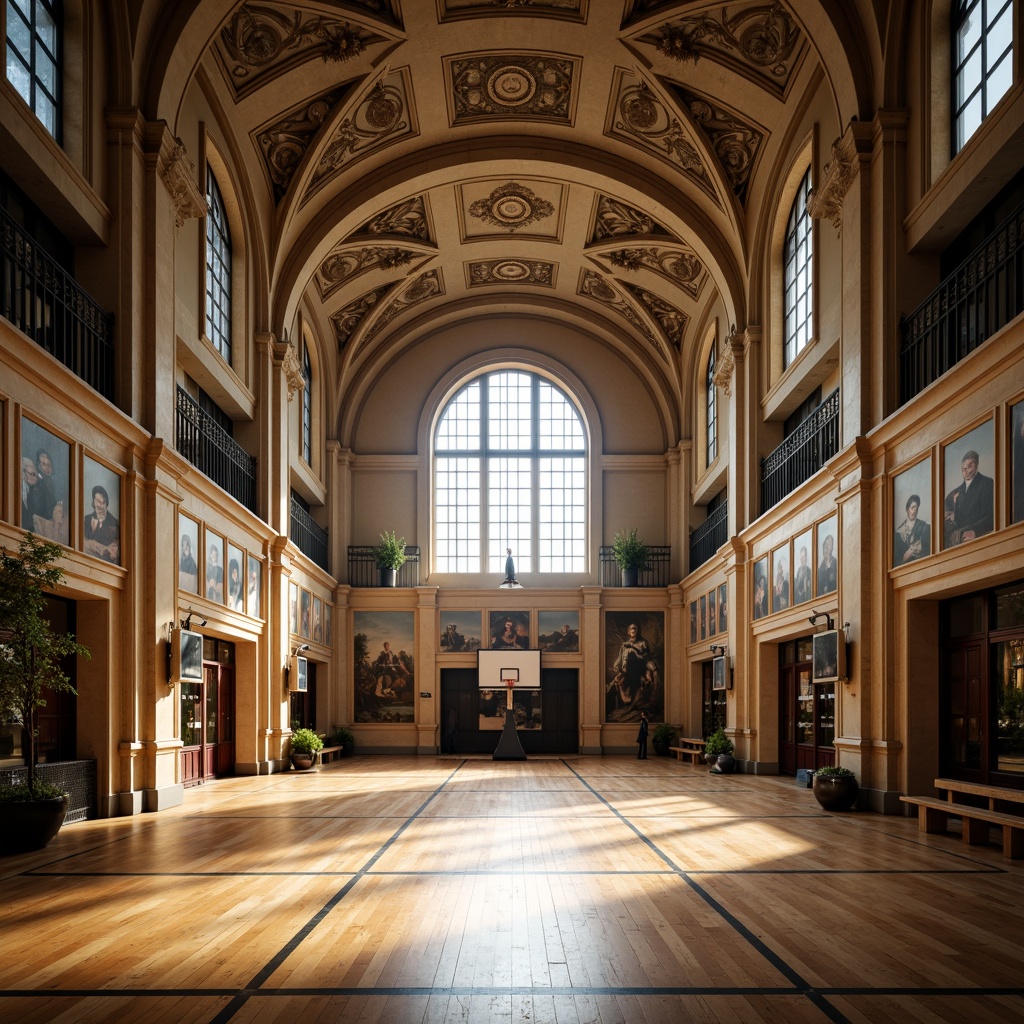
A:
[467,259,555,286]
[441,0,583,17]
[354,195,432,241]
[447,52,577,124]
[316,245,418,300]
[590,195,671,242]
[602,245,706,299]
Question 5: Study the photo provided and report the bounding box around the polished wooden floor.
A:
[2,756,1023,1024]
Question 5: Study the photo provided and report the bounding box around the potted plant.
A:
[612,528,650,587]
[651,722,675,757]
[812,764,858,811]
[0,534,90,854]
[704,726,734,773]
[290,727,323,770]
[375,530,407,587]
[331,725,355,757]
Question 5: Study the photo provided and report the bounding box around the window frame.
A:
[706,346,717,465]
[5,0,61,141]
[204,170,232,364]
[302,344,312,466]
[783,169,814,370]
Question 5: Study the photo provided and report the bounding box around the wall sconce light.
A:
[807,609,834,631]
[181,608,207,630]
[709,644,727,656]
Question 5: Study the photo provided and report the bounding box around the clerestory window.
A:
[205,171,232,362]
[434,370,587,574]
[6,0,61,140]
[302,344,312,465]
[952,0,1013,154]
[706,347,717,465]
[783,169,813,369]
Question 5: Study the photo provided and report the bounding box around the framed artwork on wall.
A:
[21,417,70,544]
[289,582,299,634]
[792,529,813,605]
[942,420,995,548]
[815,516,838,597]
[488,611,530,649]
[690,600,697,643]
[353,610,415,723]
[313,596,323,643]
[1013,400,1024,525]
[539,610,579,651]
[205,531,225,603]
[717,583,727,633]
[604,611,664,724]
[246,554,261,618]
[178,516,199,594]
[82,455,120,565]
[707,589,717,637]
[324,604,332,647]
[752,556,768,619]
[300,589,311,638]
[699,594,707,639]
[226,544,245,611]
[893,457,932,566]
[771,543,790,613]
[440,611,483,652]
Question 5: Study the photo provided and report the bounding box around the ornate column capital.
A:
[159,136,208,228]
[807,121,873,237]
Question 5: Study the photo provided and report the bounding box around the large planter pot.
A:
[705,752,719,767]
[712,753,735,774]
[0,794,69,855]
[621,567,639,587]
[380,567,397,587]
[652,737,670,757]
[812,774,859,811]
[291,752,316,771]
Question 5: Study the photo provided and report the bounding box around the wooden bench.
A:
[669,737,706,765]
[318,745,344,765]
[900,778,1024,859]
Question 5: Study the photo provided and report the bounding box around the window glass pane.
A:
[488,371,531,450]
[948,594,985,637]
[817,683,835,748]
[995,583,1024,630]
[436,382,480,450]
[783,170,813,367]
[995,640,1024,775]
[205,172,232,361]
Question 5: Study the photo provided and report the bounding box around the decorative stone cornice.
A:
[160,138,207,228]
[807,132,859,237]
[281,341,306,400]
[712,324,739,395]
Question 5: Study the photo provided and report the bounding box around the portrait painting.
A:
[942,420,995,549]
[771,543,790,614]
[707,589,717,637]
[815,515,838,597]
[354,610,415,724]
[205,530,225,603]
[300,588,311,639]
[604,610,664,724]
[246,554,261,618]
[489,610,530,650]
[1014,400,1024,525]
[312,596,323,644]
[791,529,813,606]
[21,417,70,544]
[699,594,707,639]
[893,457,932,567]
[690,601,697,644]
[717,583,727,633]
[752,556,768,620]
[440,611,482,652]
[323,604,332,647]
[289,582,299,634]
[539,610,579,652]
[226,543,245,612]
[82,455,120,565]
[178,516,199,594]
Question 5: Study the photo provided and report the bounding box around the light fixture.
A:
[293,643,310,657]
[808,610,834,631]
[709,644,727,656]
[182,608,207,630]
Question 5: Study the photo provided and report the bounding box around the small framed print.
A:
[815,516,838,597]
[227,544,245,612]
[300,589,311,639]
[690,601,697,643]
[942,421,995,548]
[717,583,727,633]
[178,516,200,594]
[771,544,790,614]
[752,557,768,619]
[313,596,323,643]
[82,456,121,565]
[893,458,932,566]
[707,589,717,637]
[792,529,813,605]
[538,611,579,652]
[289,582,299,634]
[699,594,707,639]
[205,531,225,604]
[246,555,261,618]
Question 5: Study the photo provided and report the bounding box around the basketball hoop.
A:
[503,677,515,690]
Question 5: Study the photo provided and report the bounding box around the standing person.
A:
[442,705,457,754]
[636,710,649,760]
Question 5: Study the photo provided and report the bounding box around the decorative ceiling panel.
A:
[594,244,706,299]
[215,4,382,101]
[578,270,662,355]
[635,2,805,99]
[621,282,688,349]
[254,87,351,203]
[301,70,418,205]
[315,244,423,300]
[362,270,445,345]
[331,285,391,349]
[607,70,719,206]
[352,195,433,242]
[459,179,564,240]
[446,52,579,125]
[589,195,673,243]
[440,0,586,22]
[467,259,556,287]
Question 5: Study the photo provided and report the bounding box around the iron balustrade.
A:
[175,386,257,513]
[761,388,840,512]
[690,502,729,571]
[1,206,115,400]
[598,545,672,587]
[348,546,421,587]
[900,198,1024,405]
[290,495,329,571]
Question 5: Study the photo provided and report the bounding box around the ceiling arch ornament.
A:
[441,0,586,20]
[315,244,422,300]
[331,285,392,349]
[590,194,672,242]
[362,269,445,346]
[355,194,433,241]
[594,244,707,299]
[216,5,379,100]
[301,71,416,205]
[467,259,555,287]
[468,181,555,232]
[254,87,351,203]
[607,72,719,205]
[446,52,578,124]
[621,282,688,349]
[635,2,805,98]
[807,134,857,237]
[159,138,208,228]
[578,270,663,356]
[664,84,765,204]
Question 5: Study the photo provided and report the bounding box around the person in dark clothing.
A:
[636,711,649,760]
[442,706,457,755]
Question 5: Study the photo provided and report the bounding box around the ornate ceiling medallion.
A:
[448,52,577,123]
[603,246,706,299]
[468,259,554,286]
[316,245,417,300]
[469,182,554,232]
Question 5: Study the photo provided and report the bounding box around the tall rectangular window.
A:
[6,0,61,140]
[783,170,813,368]
[205,171,232,362]
[706,348,717,464]
[302,346,312,465]
[953,0,1013,154]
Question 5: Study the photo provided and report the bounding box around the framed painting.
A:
[300,589,311,639]
[942,420,995,549]
[488,610,530,650]
[246,554,261,618]
[312,596,323,643]
[205,530,225,603]
[353,610,415,723]
[82,455,120,565]
[893,457,932,566]
[324,603,332,647]
[21,417,70,544]
[226,543,245,611]
[699,594,707,640]
[707,589,717,637]
[440,612,483,652]
[178,516,199,594]
[752,556,768,619]
[690,600,697,644]
[815,516,838,597]
[792,529,813,606]
[604,611,664,724]
[1014,400,1024,525]
[289,582,299,635]
[539,610,579,652]
[771,543,790,613]
[717,583,727,633]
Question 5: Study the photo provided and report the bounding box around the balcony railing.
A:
[175,386,257,513]
[598,545,672,587]
[900,198,1024,405]
[689,502,729,572]
[1,206,115,400]
[761,388,840,512]
[348,546,421,587]
[290,495,329,572]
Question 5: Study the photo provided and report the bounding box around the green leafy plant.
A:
[330,725,354,749]
[291,727,324,755]
[0,780,67,803]
[704,726,734,757]
[815,765,855,778]
[611,528,650,572]
[374,530,407,570]
[652,723,676,744]
[0,534,90,799]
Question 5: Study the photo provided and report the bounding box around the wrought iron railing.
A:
[0,759,97,822]
[598,545,672,587]
[1,206,115,400]
[290,495,329,572]
[689,502,729,572]
[900,197,1024,405]
[761,388,840,512]
[175,386,257,513]
[348,546,421,587]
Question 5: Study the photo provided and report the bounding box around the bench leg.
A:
[962,815,990,846]
[918,804,948,834]
[1003,826,1024,859]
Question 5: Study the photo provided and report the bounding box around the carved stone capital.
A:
[712,324,740,396]
[160,138,207,228]
[281,341,306,400]
[807,134,857,236]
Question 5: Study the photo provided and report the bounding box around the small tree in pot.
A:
[704,727,734,773]
[611,528,650,587]
[374,530,407,587]
[290,727,324,770]
[812,765,858,811]
[651,722,676,756]
[0,534,90,853]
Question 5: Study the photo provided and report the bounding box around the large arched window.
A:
[205,170,232,362]
[783,169,813,368]
[434,370,586,574]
